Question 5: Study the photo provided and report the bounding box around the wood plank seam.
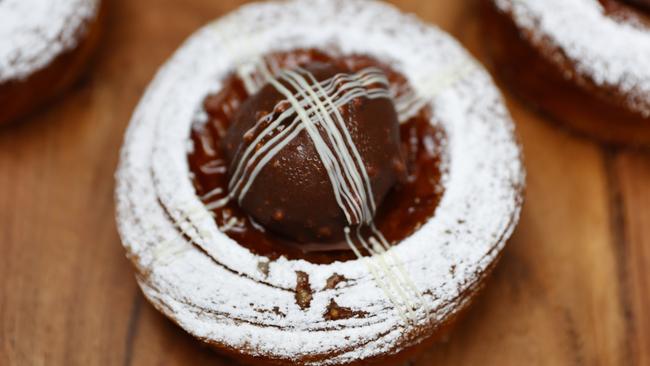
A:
[603,147,637,366]
[123,291,144,366]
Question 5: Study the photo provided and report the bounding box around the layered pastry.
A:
[116,0,524,364]
[483,0,650,145]
[0,0,104,125]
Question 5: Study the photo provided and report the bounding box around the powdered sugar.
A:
[495,0,650,116]
[0,0,100,82]
[115,0,524,364]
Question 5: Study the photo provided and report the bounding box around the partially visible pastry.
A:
[0,0,105,125]
[483,0,650,145]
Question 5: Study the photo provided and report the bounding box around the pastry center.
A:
[188,49,445,263]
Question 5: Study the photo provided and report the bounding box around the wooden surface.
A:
[1,0,649,364]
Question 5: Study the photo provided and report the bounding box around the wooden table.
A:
[1,0,649,364]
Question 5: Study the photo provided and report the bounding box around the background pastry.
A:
[0,0,105,125]
[483,0,650,145]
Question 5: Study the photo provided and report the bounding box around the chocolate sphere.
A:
[223,62,405,243]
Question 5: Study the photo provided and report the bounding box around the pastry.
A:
[0,0,105,125]
[483,0,650,145]
[116,0,524,364]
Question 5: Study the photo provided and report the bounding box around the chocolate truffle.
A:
[223,62,405,243]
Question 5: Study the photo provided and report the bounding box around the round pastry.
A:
[116,0,524,365]
[483,0,650,146]
[0,0,105,125]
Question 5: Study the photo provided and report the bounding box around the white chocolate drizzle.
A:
[269,64,422,320]
[216,59,424,320]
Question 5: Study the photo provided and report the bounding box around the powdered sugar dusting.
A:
[495,0,650,116]
[115,0,524,364]
[0,0,100,82]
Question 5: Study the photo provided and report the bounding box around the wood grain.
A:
[0,0,648,365]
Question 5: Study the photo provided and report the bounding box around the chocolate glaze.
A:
[623,0,650,12]
[188,49,444,264]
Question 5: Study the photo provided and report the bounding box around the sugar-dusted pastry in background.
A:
[483,0,650,145]
[0,0,105,125]
[116,0,524,364]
